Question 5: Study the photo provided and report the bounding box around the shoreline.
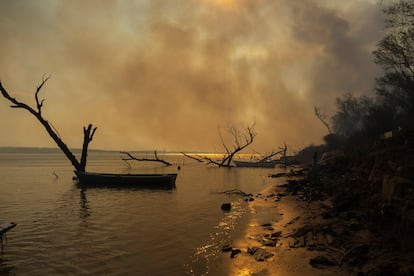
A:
[220,165,414,275]
[225,178,344,275]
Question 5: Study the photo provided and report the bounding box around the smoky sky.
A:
[0,0,384,152]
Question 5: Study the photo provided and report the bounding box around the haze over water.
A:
[0,148,286,275]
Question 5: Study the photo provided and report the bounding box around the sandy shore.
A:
[225,183,344,276]
[217,169,414,276]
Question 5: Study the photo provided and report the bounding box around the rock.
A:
[221,203,231,211]
[247,247,258,255]
[263,240,276,247]
[271,172,287,178]
[309,255,336,268]
[261,223,272,227]
[221,244,232,252]
[271,231,282,238]
[230,249,241,258]
[248,247,274,261]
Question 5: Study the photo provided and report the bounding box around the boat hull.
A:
[233,160,275,168]
[74,171,177,189]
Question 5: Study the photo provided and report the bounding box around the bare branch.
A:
[257,149,284,163]
[183,120,256,167]
[35,75,51,114]
[181,152,204,163]
[314,106,332,134]
[121,150,172,166]
[218,126,231,154]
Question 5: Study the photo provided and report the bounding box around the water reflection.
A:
[79,188,90,222]
[77,185,175,225]
[0,240,15,275]
[0,258,15,275]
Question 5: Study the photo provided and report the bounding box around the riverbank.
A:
[222,162,414,275]
[224,176,346,275]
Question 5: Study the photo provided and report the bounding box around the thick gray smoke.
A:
[0,0,384,151]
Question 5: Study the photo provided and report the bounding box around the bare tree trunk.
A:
[80,124,97,171]
[0,77,96,172]
[314,106,332,134]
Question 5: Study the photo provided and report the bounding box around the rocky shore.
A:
[222,140,414,275]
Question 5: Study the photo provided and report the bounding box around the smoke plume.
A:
[0,0,384,152]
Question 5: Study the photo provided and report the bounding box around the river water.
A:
[0,149,284,275]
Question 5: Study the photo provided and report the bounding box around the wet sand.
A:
[221,172,414,276]
[225,184,343,276]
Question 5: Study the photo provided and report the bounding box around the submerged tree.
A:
[182,121,257,167]
[120,150,172,166]
[0,77,97,172]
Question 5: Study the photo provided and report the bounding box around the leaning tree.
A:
[0,76,96,172]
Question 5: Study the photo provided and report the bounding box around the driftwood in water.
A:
[121,150,172,166]
[181,152,204,163]
[182,121,256,167]
[0,76,96,172]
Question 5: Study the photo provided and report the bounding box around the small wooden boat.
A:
[234,157,299,168]
[74,171,177,188]
[233,160,276,168]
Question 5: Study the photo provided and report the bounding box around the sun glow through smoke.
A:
[206,0,240,9]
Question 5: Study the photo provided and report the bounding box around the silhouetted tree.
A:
[314,106,332,134]
[0,77,96,172]
[182,121,256,167]
[331,93,373,137]
[373,0,414,127]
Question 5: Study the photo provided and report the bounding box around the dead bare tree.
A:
[314,106,332,134]
[0,77,97,172]
[120,150,172,166]
[254,149,284,163]
[181,152,204,163]
[279,142,288,166]
[183,121,257,167]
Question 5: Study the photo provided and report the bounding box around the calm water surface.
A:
[0,149,284,275]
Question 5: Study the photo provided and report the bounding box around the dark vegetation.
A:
[182,121,257,167]
[291,1,414,272]
[298,0,414,163]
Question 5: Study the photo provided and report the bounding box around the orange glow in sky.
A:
[206,0,239,9]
